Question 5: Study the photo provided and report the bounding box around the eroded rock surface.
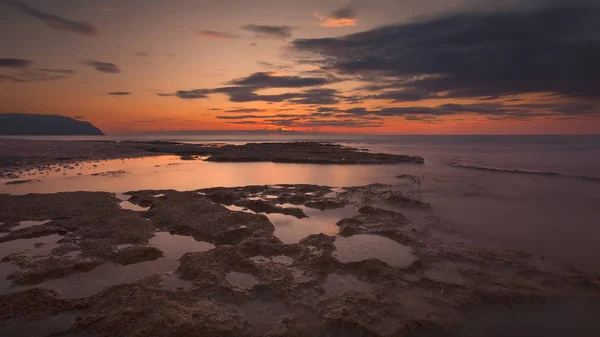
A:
[1,186,599,337]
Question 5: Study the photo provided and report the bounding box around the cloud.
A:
[156,89,211,99]
[136,52,149,57]
[80,60,121,73]
[196,30,237,39]
[3,0,97,36]
[0,58,33,68]
[228,72,332,88]
[219,87,340,104]
[226,120,260,125]
[209,108,222,111]
[224,108,266,113]
[294,2,600,101]
[241,24,295,40]
[108,92,131,96]
[73,116,84,119]
[0,69,71,83]
[250,42,258,47]
[335,101,600,122]
[257,61,294,71]
[314,7,357,27]
[36,68,76,74]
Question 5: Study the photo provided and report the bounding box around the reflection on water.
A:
[226,271,259,290]
[1,155,410,195]
[0,234,63,260]
[0,232,214,298]
[119,201,150,212]
[267,205,359,244]
[1,139,600,271]
[11,220,52,231]
[149,232,215,259]
[333,234,415,268]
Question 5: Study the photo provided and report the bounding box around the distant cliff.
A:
[0,113,104,135]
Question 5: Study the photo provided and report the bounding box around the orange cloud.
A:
[314,12,357,27]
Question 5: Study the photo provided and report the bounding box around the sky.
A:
[1,0,599,134]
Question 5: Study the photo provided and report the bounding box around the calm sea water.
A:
[2,134,600,270]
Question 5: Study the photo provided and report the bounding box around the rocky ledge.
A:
[0,140,424,176]
[0,184,598,337]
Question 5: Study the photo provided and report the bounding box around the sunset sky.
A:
[1,0,599,134]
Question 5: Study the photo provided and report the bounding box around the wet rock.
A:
[5,179,41,185]
[143,191,274,243]
[382,191,431,210]
[7,257,101,286]
[206,142,425,164]
[177,246,256,286]
[109,245,164,265]
[204,189,243,205]
[75,280,247,337]
[304,199,347,211]
[0,288,83,320]
[234,199,308,218]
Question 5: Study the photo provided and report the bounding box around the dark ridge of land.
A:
[0,139,424,174]
[0,184,598,337]
[0,113,104,136]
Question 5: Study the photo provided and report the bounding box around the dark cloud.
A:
[337,101,600,121]
[0,69,70,83]
[250,42,258,47]
[294,2,600,100]
[80,60,121,73]
[219,87,340,105]
[217,113,305,120]
[108,92,131,96]
[171,89,211,99]
[217,115,267,120]
[224,108,266,113]
[265,117,382,128]
[196,30,237,39]
[209,108,222,111]
[241,25,295,40]
[257,61,294,71]
[0,58,33,68]
[329,7,356,19]
[226,120,260,125]
[136,52,149,57]
[228,72,330,89]
[4,0,97,36]
[36,68,76,74]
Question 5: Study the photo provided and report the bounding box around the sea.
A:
[2,134,600,271]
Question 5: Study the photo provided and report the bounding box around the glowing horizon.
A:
[1,0,599,135]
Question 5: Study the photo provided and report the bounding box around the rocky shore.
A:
[1,184,598,337]
[0,139,424,180]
